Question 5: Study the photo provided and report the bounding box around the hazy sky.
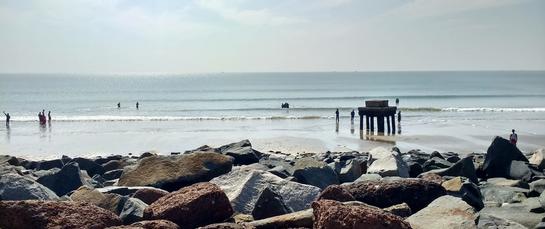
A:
[0,0,544,73]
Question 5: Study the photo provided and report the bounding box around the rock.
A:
[480,184,529,204]
[133,188,169,205]
[22,159,64,170]
[108,220,181,229]
[0,173,60,200]
[430,151,444,159]
[70,157,105,177]
[247,209,313,229]
[419,173,443,184]
[487,177,528,188]
[480,203,544,228]
[252,187,292,220]
[198,223,255,229]
[530,179,545,195]
[522,197,544,213]
[529,148,545,170]
[267,166,290,178]
[97,186,166,196]
[332,159,364,183]
[144,182,233,228]
[118,153,233,191]
[442,177,484,210]
[292,157,339,189]
[383,203,412,218]
[406,196,477,229]
[120,197,148,224]
[218,140,261,165]
[422,156,453,172]
[369,147,394,160]
[483,136,528,178]
[140,151,157,159]
[103,160,126,172]
[70,186,128,214]
[312,200,411,229]
[446,155,461,163]
[0,155,20,166]
[367,151,409,178]
[316,185,355,202]
[210,167,320,214]
[0,200,122,228]
[421,156,478,184]
[477,214,527,229]
[407,162,423,178]
[353,173,382,183]
[509,160,533,182]
[104,169,124,180]
[344,178,446,212]
[36,162,91,196]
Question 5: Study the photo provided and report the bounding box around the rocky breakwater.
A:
[1,137,545,228]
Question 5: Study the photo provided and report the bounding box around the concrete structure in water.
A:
[358,100,397,135]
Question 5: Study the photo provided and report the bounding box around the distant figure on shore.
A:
[335,109,340,123]
[117,102,121,109]
[397,111,401,123]
[3,111,10,125]
[350,109,355,123]
[396,98,399,106]
[48,111,51,122]
[281,103,289,109]
[38,111,46,125]
[510,129,518,145]
[136,102,139,109]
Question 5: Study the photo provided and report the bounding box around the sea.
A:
[1,71,544,159]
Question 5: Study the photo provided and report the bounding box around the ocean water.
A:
[1,71,545,158]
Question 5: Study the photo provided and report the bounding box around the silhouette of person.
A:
[397,111,401,123]
[117,102,121,109]
[350,109,355,123]
[48,111,51,122]
[510,129,518,145]
[3,111,10,125]
[136,102,139,109]
[335,109,340,123]
[396,98,399,106]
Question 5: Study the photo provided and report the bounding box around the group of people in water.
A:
[38,110,52,125]
[118,102,140,109]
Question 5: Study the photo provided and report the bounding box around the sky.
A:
[0,0,544,74]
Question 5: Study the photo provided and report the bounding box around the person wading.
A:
[3,111,10,126]
[510,129,518,146]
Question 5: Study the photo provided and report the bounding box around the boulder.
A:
[120,197,148,224]
[353,173,382,183]
[480,184,529,204]
[70,186,128,214]
[487,177,528,188]
[102,160,126,172]
[441,177,484,210]
[198,223,255,229]
[407,162,423,178]
[210,167,320,214]
[344,178,446,212]
[94,155,124,165]
[367,151,409,178]
[316,185,355,202]
[70,157,105,177]
[292,157,339,189]
[509,160,532,182]
[22,159,64,170]
[0,173,59,200]
[419,173,443,184]
[529,148,545,170]
[0,155,20,166]
[108,220,181,229]
[267,166,290,178]
[369,147,394,160]
[217,139,261,165]
[422,157,452,172]
[482,136,528,178]
[420,156,478,183]
[406,196,477,229]
[36,162,91,196]
[133,188,169,205]
[247,209,313,229]
[530,179,545,195]
[251,187,292,220]
[383,203,412,218]
[118,153,233,191]
[480,203,544,228]
[312,200,411,229]
[103,169,124,180]
[144,182,233,228]
[477,214,527,229]
[331,159,364,183]
[97,186,167,196]
[0,200,122,228]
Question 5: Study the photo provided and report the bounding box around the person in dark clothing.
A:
[3,112,10,125]
[117,102,121,109]
[48,111,51,122]
[396,98,399,106]
[136,102,139,109]
[350,109,355,123]
[335,109,340,123]
[397,111,401,122]
[510,129,518,145]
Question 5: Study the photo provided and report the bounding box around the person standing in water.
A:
[397,111,401,123]
[136,102,139,109]
[510,129,518,145]
[350,109,355,123]
[3,111,10,126]
[47,111,51,122]
[335,109,340,123]
[396,98,399,106]
[117,102,121,109]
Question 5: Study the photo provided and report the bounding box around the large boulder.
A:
[530,179,545,195]
[480,184,529,204]
[132,187,169,205]
[331,159,364,183]
[210,167,320,214]
[509,160,533,182]
[312,200,411,229]
[344,179,446,212]
[420,156,477,183]
[217,140,261,165]
[292,157,339,189]
[251,187,292,220]
[477,214,527,229]
[118,153,233,191]
[367,151,409,178]
[482,137,528,178]
[422,157,452,172]
[247,209,313,229]
[406,196,477,229]
[0,173,59,200]
[22,158,64,170]
[144,182,233,228]
[480,203,544,228]
[70,186,128,214]
[70,157,105,177]
[120,197,148,224]
[441,177,483,210]
[316,185,355,202]
[36,162,91,196]
[529,148,545,170]
[0,200,122,228]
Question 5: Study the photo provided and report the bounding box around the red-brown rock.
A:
[315,185,355,202]
[106,220,180,229]
[0,200,122,229]
[344,179,446,212]
[419,173,443,184]
[197,223,255,229]
[144,182,233,228]
[133,188,169,205]
[312,200,412,229]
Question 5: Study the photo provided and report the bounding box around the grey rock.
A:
[218,139,261,165]
[487,177,529,188]
[251,187,292,220]
[267,166,290,178]
[332,159,363,183]
[103,169,123,180]
[0,173,59,200]
[120,197,148,224]
[477,214,527,229]
[422,156,453,172]
[510,160,533,182]
[367,151,409,178]
[353,173,382,183]
[480,203,544,228]
[529,148,545,170]
[37,162,91,196]
[70,157,105,177]
[247,209,313,229]
[292,157,339,189]
[406,196,477,229]
[480,184,529,204]
[421,156,478,183]
[530,179,545,195]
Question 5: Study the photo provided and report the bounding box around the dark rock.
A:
[0,200,122,228]
[118,153,233,191]
[530,179,545,195]
[133,188,169,205]
[252,187,292,220]
[483,136,528,179]
[331,159,363,183]
[0,173,59,200]
[420,156,478,183]
[312,200,411,229]
[218,140,261,165]
[344,178,446,212]
[94,155,124,165]
[70,186,128,214]
[130,220,180,229]
[140,151,157,159]
[120,197,148,224]
[70,157,105,177]
[247,209,313,229]
[383,203,412,218]
[407,162,423,178]
[446,155,461,163]
[316,185,355,202]
[103,169,124,180]
[441,177,484,210]
[144,182,233,228]
[267,166,290,178]
[198,223,254,229]
[477,214,527,229]
[422,156,453,172]
[0,155,20,166]
[36,162,91,196]
[23,159,64,170]
[292,157,339,189]
[103,160,125,172]
[430,151,444,159]
[406,196,477,229]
